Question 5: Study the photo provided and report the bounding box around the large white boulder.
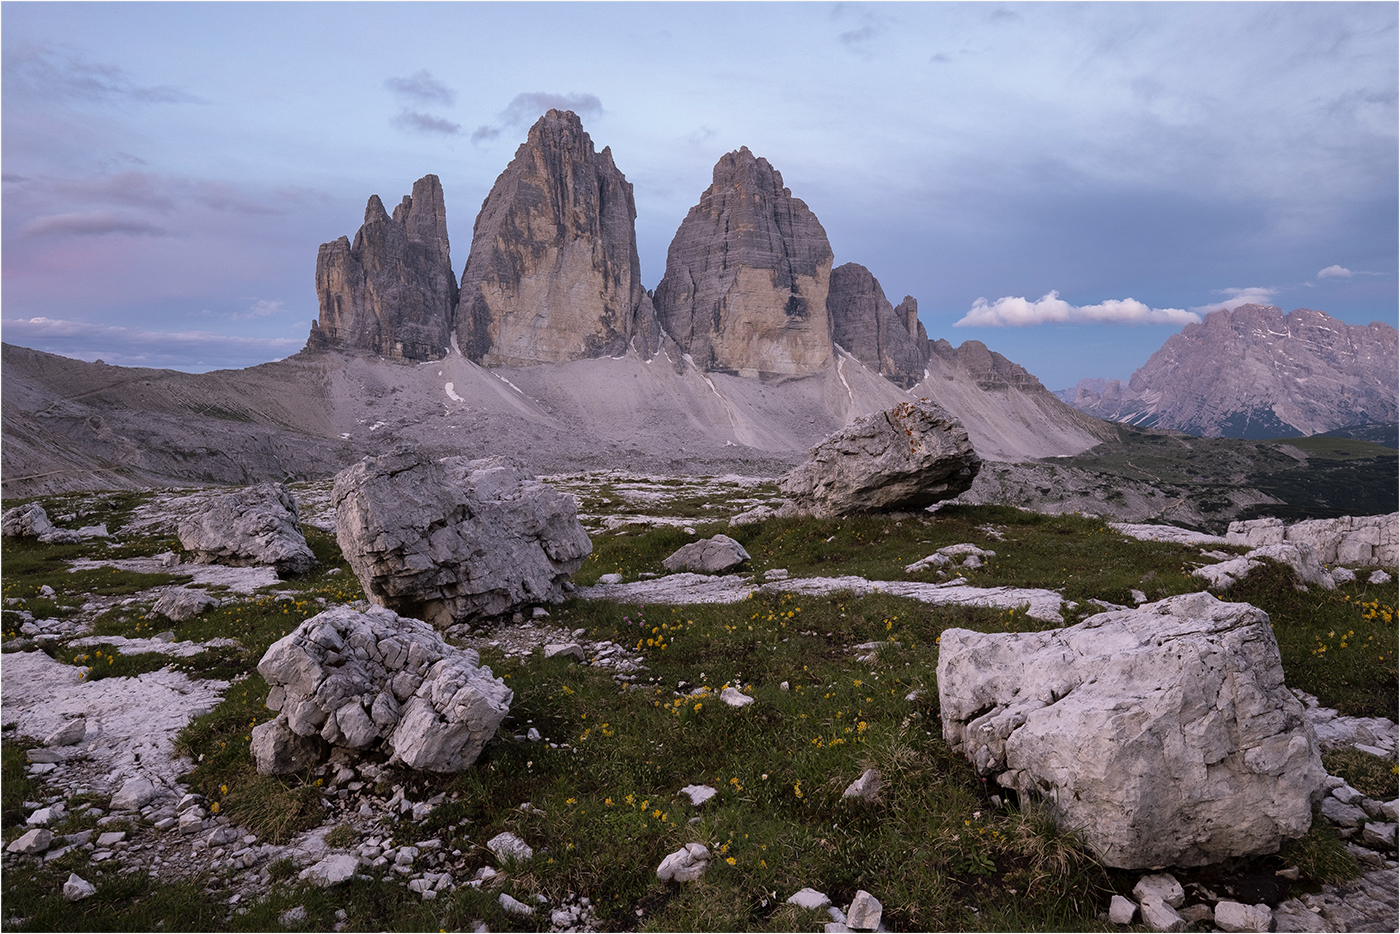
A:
[332,451,591,627]
[253,605,512,773]
[177,482,315,577]
[937,592,1324,868]
[778,400,980,518]
[662,534,750,573]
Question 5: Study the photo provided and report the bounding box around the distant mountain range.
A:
[1058,304,1398,439]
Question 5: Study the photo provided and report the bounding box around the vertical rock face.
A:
[654,147,834,379]
[307,175,457,362]
[827,263,929,388]
[456,110,654,365]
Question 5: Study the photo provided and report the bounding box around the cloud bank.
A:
[19,211,166,238]
[1188,287,1278,315]
[1318,264,1353,279]
[955,291,1199,327]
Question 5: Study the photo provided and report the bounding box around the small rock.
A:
[1382,798,1398,822]
[842,768,881,803]
[1361,821,1397,849]
[787,888,832,911]
[598,573,623,585]
[679,784,717,807]
[110,776,156,811]
[845,890,882,931]
[486,832,532,863]
[1321,796,1367,827]
[44,719,86,747]
[1179,904,1214,924]
[544,643,585,662]
[279,906,308,925]
[27,804,65,826]
[1108,894,1137,924]
[498,893,534,916]
[656,842,710,882]
[7,828,53,855]
[178,810,204,833]
[1368,570,1392,585]
[62,873,97,901]
[1130,589,1148,604]
[719,686,754,707]
[1214,900,1272,933]
[300,854,359,887]
[1139,895,1186,932]
[1331,782,1364,806]
[1133,873,1185,909]
[765,568,789,581]
[96,831,126,847]
[662,535,750,574]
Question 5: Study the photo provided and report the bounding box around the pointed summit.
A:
[653,147,835,379]
[827,263,929,389]
[306,175,457,361]
[455,109,658,365]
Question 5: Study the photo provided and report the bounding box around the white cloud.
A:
[3,316,303,370]
[229,299,285,321]
[954,291,1199,327]
[1187,286,1277,315]
[1317,264,1353,279]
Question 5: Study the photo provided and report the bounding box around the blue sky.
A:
[3,1,1396,389]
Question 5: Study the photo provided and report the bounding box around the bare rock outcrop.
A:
[779,400,980,517]
[332,451,592,628]
[827,263,928,388]
[306,175,457,362]
[456,110,657,365]
[1,502,80,544]
[253,605,512,773]
[176,482,315,578]
[937,592,1325,869]
[1226,514,1398,568]
[653,147,834,379]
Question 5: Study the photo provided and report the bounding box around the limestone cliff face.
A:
[456,110,654,366]
[827,263,929,388]
[653,147,834,379]
[306,175,457,362]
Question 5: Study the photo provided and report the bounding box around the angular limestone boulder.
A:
[779,400,981,517]
[662,534,750,574]
[937,592,1324,868]
[1,503,80,544]
[177,482,315,577]
[332,451,591,627]
[253,605,512,773]
[152,586,218,622]
[1227,513,1399,569]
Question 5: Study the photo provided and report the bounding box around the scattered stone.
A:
[1138,895,1186,932]
[656,842,710,882]
[1320,797,1367,827]
[332,451,591,627]
[7,828,53,855]
[1226,514,1398,569]
[1,503,80,543]
[845,890,883,931]
[300,854,359,887]
[764,568,789,581]
[1108,894,1138,924]
[279,906,308,925]
[1369,570,1393,585]
[498,893,534,916]
[1214,900,1273,933]
[1361,822,1397,849]
[679,784,717,807]
[662,534,751,574]
[96,831,126,847]
[1193,542,1336,591]
[152,587,218,622]
[62,873,97,901]
[1134,874,1185,909]
[27,804,65,826]
[779,400,981,518]
[938,593,1324,868]
[788,888,832,911]
[110,776,157,811]
[486,832,533,864]
[1331,567,1357,583]
[1179,904,1214,924]
[43,718,87,747]
[543,643,585,662]
[719,686,754,707]
[253,604,512,773]
[842,768,881,803]
[598,573,623,585]
[177,482,315,577]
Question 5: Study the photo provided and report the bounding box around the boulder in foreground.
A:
[779,400,980,518]
[937,591,1324,868]
[253,605,512,773]
[332,451,591,627]
[662,534,750,573]
[177,482,315,577]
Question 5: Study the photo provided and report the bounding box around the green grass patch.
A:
[1277,820,1361,886]
[1321,747,1399,801]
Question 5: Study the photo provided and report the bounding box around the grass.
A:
[3,487,1396,932]
[1321,747,1399,800]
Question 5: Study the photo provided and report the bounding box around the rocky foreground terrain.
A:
[2,463,1397,932]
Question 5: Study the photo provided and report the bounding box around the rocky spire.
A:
[455,110,657,365]
[653,147,835,379]
[827,263,930,388]
[305,175,457,362]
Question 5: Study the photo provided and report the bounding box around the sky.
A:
[3,1,1396,390]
